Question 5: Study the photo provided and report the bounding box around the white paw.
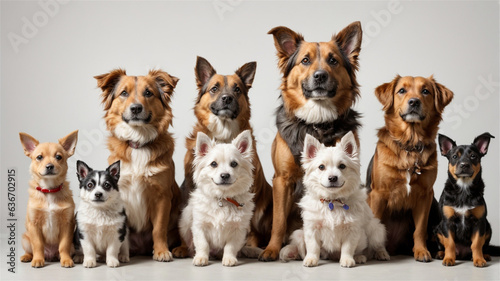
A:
[303,255,319,267]
[193,255,209,266]
[153,250,173,262]
[119,253,130,263]
[354,254,367,264]
[73,255,84,264]
[375,249,390,261]
[340,256,356,268]
[222,255,238,267]
[83,258,97,268]
[279,245,298,262]
[106,256,120,268]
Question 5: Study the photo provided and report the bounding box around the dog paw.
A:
[303,255,319,267]
[73,254,84,264]
[473,257,487,268]
[340,256,356,268]
[222,256,238,267]
[414,249,432,262]
[107,256,120,268]
[484,254,491,261]
[119,254,130,263]
[60,257,74,268]
[20,254,33,263]
[258,248,279,262]
[279,245,298,262]
[435,251,445,260]
[442,257,455,266]
[354,254,367,264]
[31,258,45,268]
[374,249,390,261]
[153,250,173,262]
[240,246,263,259]
[83,258,97,268]
[172,246,190,258]
[193,255,209,267]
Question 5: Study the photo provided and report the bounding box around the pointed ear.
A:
[334,21,362,69]
[76,160,92,182]
[195,132,213,158]
[302,134,322,164]
[430,76,454,114]
[148,69,179,107]
[232,130,253,159]
[59,130,78,156]
[268,26,304,72]
[235,62,257,89]
[339,131,358,159]
[473,132,495,156]
[438,134,456,157]
[94,69,127,110]
[375,75,400,111]
[19,132,39,157]
[106,160,121,182]
[195,56,217,90]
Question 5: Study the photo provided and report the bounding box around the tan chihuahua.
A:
[19,131,78,268]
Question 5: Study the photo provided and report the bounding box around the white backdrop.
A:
[1,1,498,265]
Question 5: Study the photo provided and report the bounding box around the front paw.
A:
[31,258,45,268]
[340,256,356,268]
[222,255,238,267]
[442,257,455,266]
[193,255,209,267]
[107,256,120,268]
[20,254,33,263]
[473,257,487,268]
[374,249,390,261]
[83,258,97,268]
[60,257,74,268]
[303,255,319,267]
[153,250,173,262]
[119,253,130,263]
[258,247,279,262]
[414,248,432,262]
[172,246,190,258]
[354,254,367,264]
[73,254,84,264]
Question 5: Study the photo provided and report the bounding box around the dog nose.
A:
[95,192,103,199]
[408,98,421,108]
[313,70,328,83]
[459,163,470,169]
[328,176,338,183]
[221,95,233,105]
[220,173,230,180]
[130,104,143,114]
[46,164,54,171]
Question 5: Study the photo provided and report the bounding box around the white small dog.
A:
[73,160,129,268]
[179,130,258,267]
[280,131,390,267]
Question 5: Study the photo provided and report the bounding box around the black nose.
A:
[313,70,328,83]
[130,104,143,114]
[221,95,233,105]
[408,98,421,108]
[95,192,103,199]
[459,163,470,169]
[46,164,54,171]
[220,173,230,180]
[328,176,338,183]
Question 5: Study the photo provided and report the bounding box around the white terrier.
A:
[280,131,390,267]
[179,130,258,266]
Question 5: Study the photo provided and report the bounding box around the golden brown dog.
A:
[260,22,363,261]
[172,57,273,258]
[366,75,454,262]
[95,69,180,261]
[19,130,78,268]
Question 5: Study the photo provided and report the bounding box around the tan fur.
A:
[19,131,78,268]
[368,76,453,262]
[442,205,455,219]
[470,205,486,219]
[437,231,456,266]
[471,231,488,267]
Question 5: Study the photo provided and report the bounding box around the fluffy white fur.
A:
[113,122,158,146]
[280,132,390,267]
[294,99,339,124]
[207,114,240,142]
[179,130,258,266]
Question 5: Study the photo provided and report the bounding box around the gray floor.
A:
[7,255,499,281]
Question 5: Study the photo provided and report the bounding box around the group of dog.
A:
[19,21,498,269]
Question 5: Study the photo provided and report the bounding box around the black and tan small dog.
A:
[436,132,499,267]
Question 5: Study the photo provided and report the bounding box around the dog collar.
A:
[218,197,244,209]
[398,141,425,153]
[129,141,146,149]
[36,184,63,193]
[320,198,349,211]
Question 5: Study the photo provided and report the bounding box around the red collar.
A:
[218,197,244,209]
[36,184,63,193]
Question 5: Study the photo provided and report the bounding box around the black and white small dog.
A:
[73,160,129,268]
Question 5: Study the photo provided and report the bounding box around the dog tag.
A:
[328,202,334,210]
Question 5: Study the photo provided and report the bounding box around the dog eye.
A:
[470,154,476,160]
[55,155,62,160]
[398,88,406,94]
[103,182,111,189]
[210,161,218,168]
[234,87,240,93]
[301,57,310,65]
[210,86,218,93]
[328,56,338,66]
[121,91,128,97]
[230,161,238,168]
[318,164,325,171]
[452,154,458,159]
[144,89,153,97]
[86,182,94,189]
[36,155,43,161]
[421,89,430,95]
[339,164,346,170]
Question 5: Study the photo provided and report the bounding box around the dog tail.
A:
[486,245,500,256]
[279,229,305,262]
[365,155,375,192]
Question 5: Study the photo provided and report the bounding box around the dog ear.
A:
[268,26,304,72]
[148,69,179,108]
[235,62,257,89]
[375,75,400,111]
[430,76,454,114]
[195,56,217,90]
[339,131,358,160]
[19,132,39,157]
[195,132,213,158]
[106,160,121,182]
[232,130,253,159]
[59,130,78,156]
[76,160,92,183]
[334,21,362,69]
[473,132,495,156]
[94,69,127,110]
[438,134,456,157]
[302,134,322,164]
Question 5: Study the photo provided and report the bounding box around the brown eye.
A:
[339,164,346,170]
[422,89,430,95]
[210,86,218,93]
[318,164,325,171]
[86,182,94,189]
[121,90,128,97]
[398,88,406,94]
[144,89,153,97]
[210,161,218,168]
[234,87,240,93]
[328,56,338,66]
[36,155,43,161]
[55,155,62,160]
[230,161,238,168]
[301,57,310,65]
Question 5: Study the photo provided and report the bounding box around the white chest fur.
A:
[294,99,339,124]
[207,114,240,142]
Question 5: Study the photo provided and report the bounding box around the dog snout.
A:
[220,173,230,180]
[459,162,470,170]
[328,176,338,183]
[408,98,421,108]
[221,95,233,105]
[313,70,328,84]
[94,192,103,199]
[130,103,143,115]
[46,164,54,171]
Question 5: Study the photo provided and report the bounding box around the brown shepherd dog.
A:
[172,57,273,258]
[366,75,453,262]
[260,21,363,261]
[95,69,181,262]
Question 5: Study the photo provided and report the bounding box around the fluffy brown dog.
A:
[172,57,273,258]
[95,69,180,261]
[19,130,78,268]
[366,75,454,262]
[260,22,363,261]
